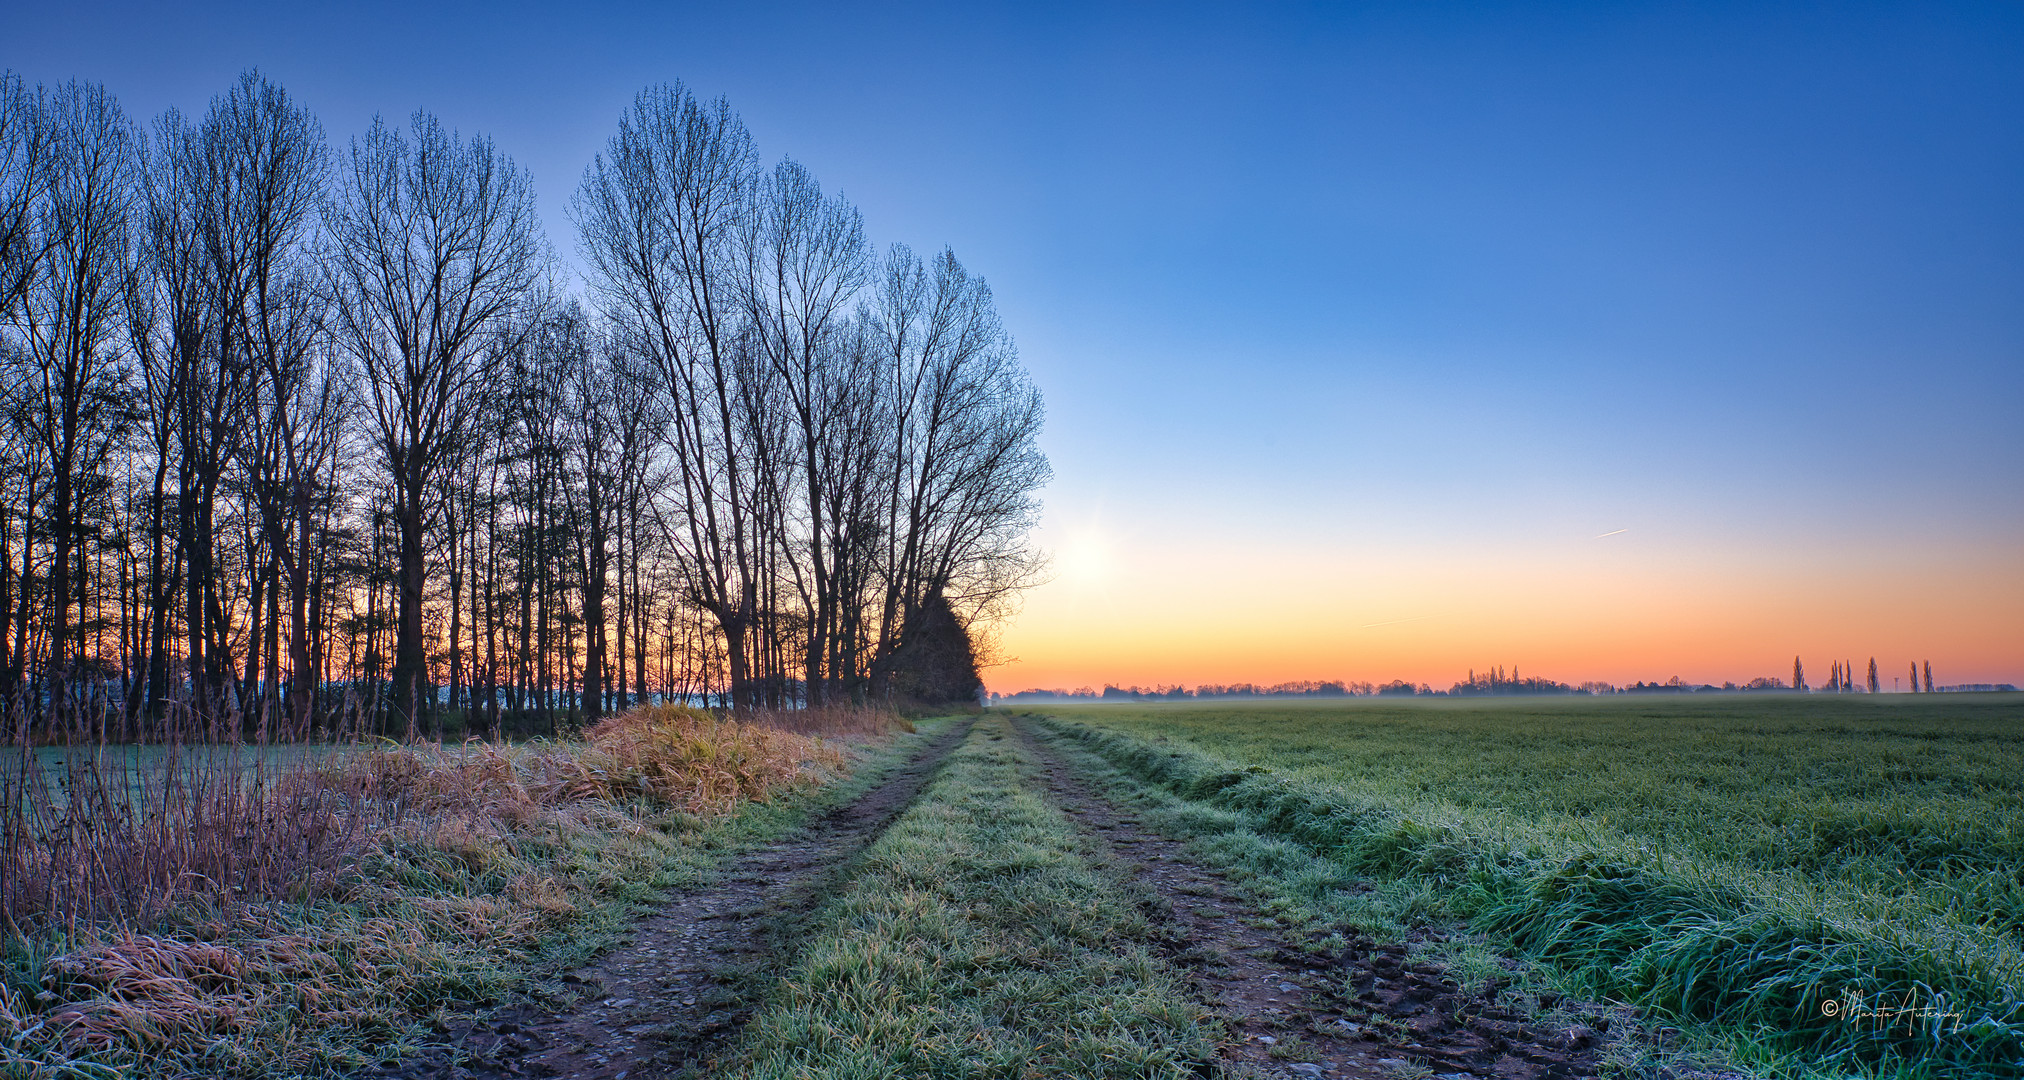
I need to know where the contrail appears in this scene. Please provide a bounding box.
[1594,528,1629,539]
[1360,614,1443,629]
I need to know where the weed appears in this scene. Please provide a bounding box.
[1266,1033,1316,1061]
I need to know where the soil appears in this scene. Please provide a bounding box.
[360,717,976,1080]
[361,715,1743,1080]
[1008,716,1680,1080]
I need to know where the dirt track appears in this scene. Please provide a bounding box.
[363,717,975,1080]
[1008,716,1621,1080]
[364,716,1728,1079]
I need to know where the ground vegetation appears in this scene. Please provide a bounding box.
[1012,695,2024,1077]
[0,704,912,1077]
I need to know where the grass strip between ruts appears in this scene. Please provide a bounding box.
[722,717,1220,1079]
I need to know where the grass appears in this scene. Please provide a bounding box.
[1009,695,2024,1080]
[0,704,921,1079]
[722,716,1221,1079]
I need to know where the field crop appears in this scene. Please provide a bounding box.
[1015,695,2024,1078]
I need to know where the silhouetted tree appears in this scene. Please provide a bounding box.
[10,81,137,727]
[882,592,980,706]
[575,82,767,710]
[1793,656,1805,692]
[326,111,541,737]
[1866,657,1878,694]
[0,73,50,319]
[738,157,869,707]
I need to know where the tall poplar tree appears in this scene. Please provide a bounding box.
[326,111,541,736]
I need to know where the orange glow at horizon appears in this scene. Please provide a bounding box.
[985,524,2024,694]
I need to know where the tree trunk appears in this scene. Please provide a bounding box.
[391,477,426,742]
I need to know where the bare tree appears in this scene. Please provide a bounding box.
[138,103,255,726]
[605,345,668,709]
[575,82,767,710]
[9,82,137,727]
[865,245,1048,699]
[0,73,51,320]
[135,72,333,735]
[207,73,334,740]
[325,111,541,737]
[738,158,869,705]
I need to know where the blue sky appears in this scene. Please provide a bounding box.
[7,1,2019,684]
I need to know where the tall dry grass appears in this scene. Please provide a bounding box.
[742,703,913,739]
[0,739,367,940]
[352,704,852,819]
[0,702,882,1075]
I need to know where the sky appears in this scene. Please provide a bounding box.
[5,1,2020,691]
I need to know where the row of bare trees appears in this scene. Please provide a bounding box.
[0,71,1047,742]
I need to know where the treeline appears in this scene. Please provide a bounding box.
[1448,665,1573,696]
[995,660,2009,702]
[0,71,1046,742]
[1788,656,1969,694]
[997,670,1571,703]
[1000,681,1371,703]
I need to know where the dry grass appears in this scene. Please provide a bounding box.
[0,742,367,937]
[742,703,914,739]
[0,703,876,1078]
[356,704,852,818]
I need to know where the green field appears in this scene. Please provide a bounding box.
[1013,694,2024,1077]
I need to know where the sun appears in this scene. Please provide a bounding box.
[1050,527,1116,589]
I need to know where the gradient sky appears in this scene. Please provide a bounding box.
[6,1,2020,689]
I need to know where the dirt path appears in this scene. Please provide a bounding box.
[366,717,975,1080]
[1009,716,1610,1080]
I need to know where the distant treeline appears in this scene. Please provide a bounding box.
[999,681,1367,703]
[993,663,2014,703]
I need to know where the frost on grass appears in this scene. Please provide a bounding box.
[0,704,871,1078]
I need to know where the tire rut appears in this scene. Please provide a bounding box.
[365,716,977,1080]
[1009,715,1615,1080]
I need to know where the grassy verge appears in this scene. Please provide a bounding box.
[0,706,928,1080]
[1016,704,2024,1079]
[722,716,1219,1079]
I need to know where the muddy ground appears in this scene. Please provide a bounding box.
[362,716,1738,1080]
